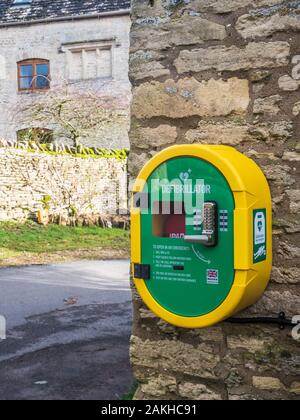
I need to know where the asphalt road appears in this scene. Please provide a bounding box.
[0,260,134,400]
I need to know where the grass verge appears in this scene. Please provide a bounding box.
[0,221,130,265]
[121,382,138,400]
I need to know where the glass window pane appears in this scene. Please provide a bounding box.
[36,63,49,76]
[20,64,33,77]
[36,75,49,89]
[19,77,32,89]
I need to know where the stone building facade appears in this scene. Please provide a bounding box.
[0,0,131,148]
[129,0,300,400]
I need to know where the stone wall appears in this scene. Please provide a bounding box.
[0,146,127,222]
[0,14,131,148]
[129,0,300,400]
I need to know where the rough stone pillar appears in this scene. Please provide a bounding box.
[129,0,300,400]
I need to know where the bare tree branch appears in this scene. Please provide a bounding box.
[14,79,129,148]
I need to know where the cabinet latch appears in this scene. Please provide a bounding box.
[134,264,151,280]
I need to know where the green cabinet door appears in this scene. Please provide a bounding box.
[140,157,235,317]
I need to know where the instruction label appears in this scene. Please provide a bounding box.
[152,244,196,283]
[253,209,267,263]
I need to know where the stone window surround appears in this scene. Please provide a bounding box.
[60,38,121,82]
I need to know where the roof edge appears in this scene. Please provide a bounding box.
[0,8,131,28]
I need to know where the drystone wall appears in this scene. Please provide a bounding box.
[129,0,300,400]
[0,146,127,223]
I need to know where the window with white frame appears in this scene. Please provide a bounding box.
[62,41,115,81]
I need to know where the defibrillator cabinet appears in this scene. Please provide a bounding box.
[131,145,272,328]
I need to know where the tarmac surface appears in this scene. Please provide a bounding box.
[0,260,134,400]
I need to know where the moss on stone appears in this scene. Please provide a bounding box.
[0,140,129,161]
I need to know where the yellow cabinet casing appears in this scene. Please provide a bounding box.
[131,145,272,328]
